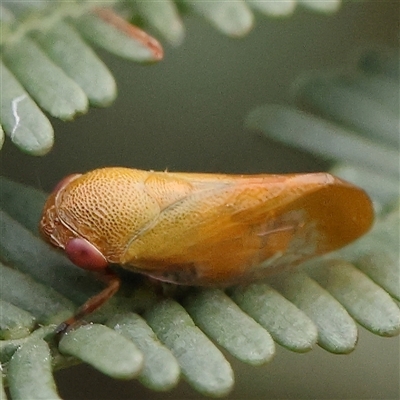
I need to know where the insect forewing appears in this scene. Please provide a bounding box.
[123,172,373,285]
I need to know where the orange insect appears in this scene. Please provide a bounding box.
[40,167,374,330]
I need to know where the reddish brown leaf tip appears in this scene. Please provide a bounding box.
[94,7,164,61]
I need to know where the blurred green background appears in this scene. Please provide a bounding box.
[1,2,398,399]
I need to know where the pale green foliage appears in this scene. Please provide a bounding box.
[0,0,341,155]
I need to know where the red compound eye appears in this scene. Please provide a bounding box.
[65,238,108,270]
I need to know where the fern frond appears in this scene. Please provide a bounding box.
[0,1,341,156]
[0,3,162,156]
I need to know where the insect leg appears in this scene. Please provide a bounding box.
[55,267,121,336]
